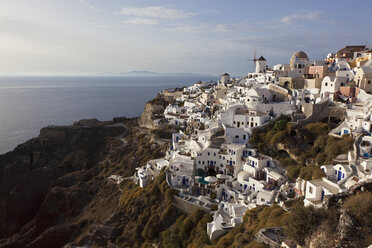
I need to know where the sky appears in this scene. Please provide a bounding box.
[0,0,372,76]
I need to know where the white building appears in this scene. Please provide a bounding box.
[321,164,353,184]
[320,76,347,100]
[135,158,169,188]
[255,56,267,74]
[220,73,231,85]
[303,178,342,208]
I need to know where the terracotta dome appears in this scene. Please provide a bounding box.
[290,51,309,67]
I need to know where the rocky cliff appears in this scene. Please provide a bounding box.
[0,118,164,248]
[139,93,175,129]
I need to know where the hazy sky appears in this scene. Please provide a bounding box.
[1,0,371,76]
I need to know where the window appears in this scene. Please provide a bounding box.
[369,80,371,84]
[261,198,265,202]
[235,135,239,139]
[198,161,201,164]
[208,152,210,156]
[309,186,313,194]
[325,83,328,86]
[202,161,205,165]
[214,153,216,156]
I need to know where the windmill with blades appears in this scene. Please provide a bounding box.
[247,49,267,74]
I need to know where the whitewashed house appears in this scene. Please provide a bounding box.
[360,136,372,158]
[320,76,347,100]
[303,178,342,208]
[321,164,353,183]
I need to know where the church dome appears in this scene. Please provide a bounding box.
[290,51,309,67]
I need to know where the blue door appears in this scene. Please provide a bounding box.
[230,160,233,166]
[267,161,270,167]
[344,130,349,134]
[337,170,342,181]
[321,190,325,201]
[182,177,186,185]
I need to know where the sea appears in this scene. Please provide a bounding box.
[0,76,216,155]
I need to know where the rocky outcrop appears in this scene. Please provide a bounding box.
[338,210,356,241]
[276,143,300,161]
[0,119,128,247]
[140,102,164,129]
[139,94,173,129]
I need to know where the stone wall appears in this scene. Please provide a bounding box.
[173,196,210,215]
[255,227,285,248]
[294,101,346,127]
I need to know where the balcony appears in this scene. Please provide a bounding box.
[241,156,249,162]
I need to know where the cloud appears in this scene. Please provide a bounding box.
[118,6,194,20]
[80,0,107,15]
[86,22,109,28]
[281,10,324,24]
[204,9,219,14]
[122,18,158,25]
[164,24,209,33]
[215,23,255,33]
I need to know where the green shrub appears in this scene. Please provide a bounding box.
[285,204,319,245]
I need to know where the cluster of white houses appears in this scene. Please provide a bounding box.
[133,46,372,243]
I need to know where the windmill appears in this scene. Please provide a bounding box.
[247,49,257,73]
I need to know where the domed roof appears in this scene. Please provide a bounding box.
[290,51,309,67]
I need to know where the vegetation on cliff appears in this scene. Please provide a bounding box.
[249,116,354,180]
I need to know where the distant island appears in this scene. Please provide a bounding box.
[91,70,216,77]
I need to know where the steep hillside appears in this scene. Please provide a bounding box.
[0,117,170,248]
[0,108,370,248]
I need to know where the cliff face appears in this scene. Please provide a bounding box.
[139,93,174,129]
[0,116,173,248]
[0,120,129,247]
[139,102,163,129]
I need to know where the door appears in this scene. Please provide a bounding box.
[337,170,342,181]
[321,190,325,201]
[182,177,186,185]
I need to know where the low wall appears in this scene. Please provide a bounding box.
[254,227,285,248]
[173,196,210,214]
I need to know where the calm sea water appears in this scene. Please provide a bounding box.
[0,76,215,154]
